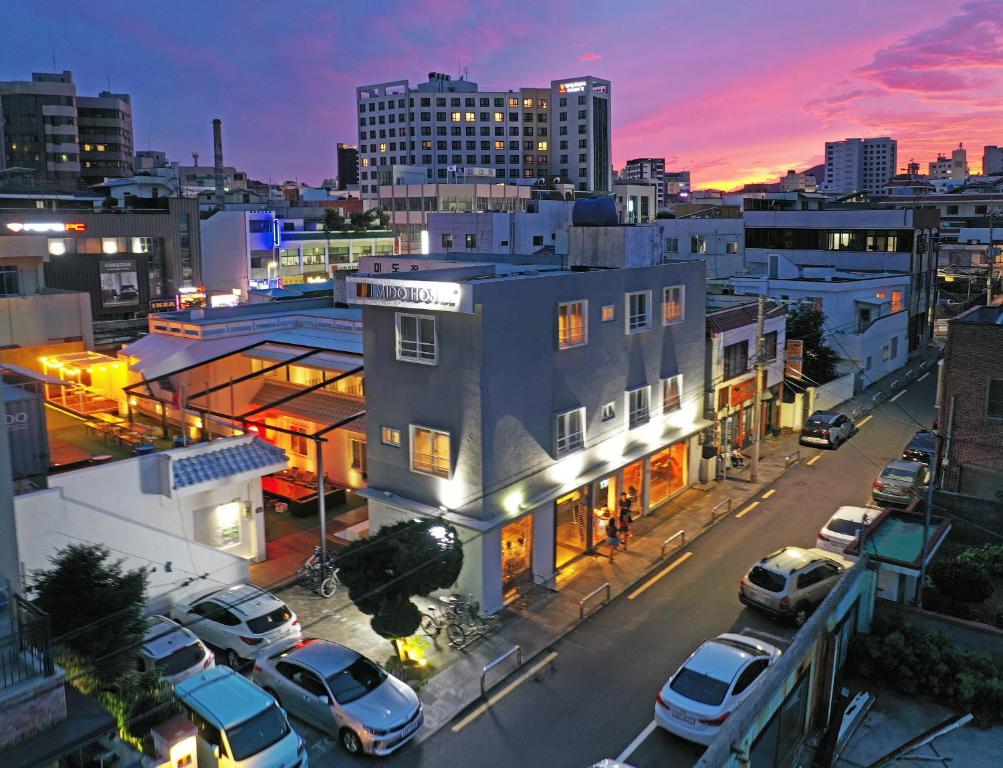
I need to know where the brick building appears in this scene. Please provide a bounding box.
[938,304,1003,498]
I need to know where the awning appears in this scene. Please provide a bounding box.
[250,381,365,430]
[122,333,269,380]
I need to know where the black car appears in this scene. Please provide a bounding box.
[902,430,936,464]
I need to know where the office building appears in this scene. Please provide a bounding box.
[356,72,612,197]
[664,170,691,197]
[928,144,968,181]
[982,145,1003,176]
[76,91,134,185]
[337,143,359,189]
[625,157,665,208]
[823,137,897,194]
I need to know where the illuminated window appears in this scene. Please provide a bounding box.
[601,304,615,322]
[379,143,387,152]
[96,144,106,152]
[381,426,401,447]
[554,407,586,458]
[557,300,587,349]
[47,239,66,256]
[361,158,370,166]
[493,112,504,122]
[101,238,118,255]
[626,291,651,333]
[410,426,451,477]
[508,98,519,108]
[537,99,548,108]
[82,143,93,151]
[523,98,533,108]
[349,438,367,473]
[662,285,684,325]
[627,386,650,429]
[662,375,683,413]
[537,141,548,151]
[891,290,904,313]
[289,424,309,456]
[451,112,461,122]
[495,140,505,150]
[465,112,475,122]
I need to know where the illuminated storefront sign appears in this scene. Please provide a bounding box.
[176,286,207,310]
[209,293,240,308]
[729,378,757,407]
[348,276,473,313]
[558,80,587,94]
[5,221,87,233]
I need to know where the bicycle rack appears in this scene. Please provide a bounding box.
[480,645,522,696]
[660,530,686,559]
[578,582,610,621]
[710,497,732,521]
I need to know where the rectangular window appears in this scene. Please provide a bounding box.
[665,237,678,253]
[465,112,475,122]
[601,402,616,421]
[289,424,309,457]
[441,233,453,249]
[662,285,684,325]
[662,375,683,413]
[988,379,1003,419]
[555,407,586,458]
[557,300,587,349]
[411,426,451,477]
[723,341,749,380]
[450,112,461,122]
[381,426,401,447]
[890,335,898,359]
[725,239,739,255]
[627,386,650,429]
[764,330,778,361]
[690,235,707,254]
[396,313,437,364]
[349,439,367,473]
[601,305,615,322]
[465,234,476,248]
[625,291,651,333]
[0,267,20,296]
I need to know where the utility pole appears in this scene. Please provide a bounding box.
[750,295,766,483]
[987,209,995,306]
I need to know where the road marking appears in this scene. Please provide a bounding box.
[890,390,907,402]
[627,551,695,600]
[450,651,560,733]
[857,415,874,428]
[739,626,790,644]
[806,454,823,466]
[761,489,776,499]
[735,501,761,519]
[616,719,657,763]
[918,371,930,382]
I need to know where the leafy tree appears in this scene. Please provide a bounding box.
[32,543,148,695]
[930,558,994,605]
[323,207,346,233]
[337,519,463,652]
[786,303,839,385]
[374,208,390,229]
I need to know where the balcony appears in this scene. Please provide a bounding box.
[0,593,54,692]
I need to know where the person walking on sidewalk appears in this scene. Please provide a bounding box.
[618,505,634,553]
[606,516,620,562]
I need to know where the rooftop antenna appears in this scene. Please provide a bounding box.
[463,65,469,81]
[106,71,111,92]
[192,150,199,167]
[51,48,56,73]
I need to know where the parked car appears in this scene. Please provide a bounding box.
[655,633,781,745]
[175,666,307,768]
[799,411,855,449]
[739,547,852,626]
[872,460,929,506]
[902,430,937,464]
[252,638,422,756]
[138,614,214,686]
[171,584,301,669]
[816,506,875,554]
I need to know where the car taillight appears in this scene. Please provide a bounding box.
[873,480,885,489]
[820,429,829,436]
[253,663,263,672]
[240,635,263,646]
[699,711,731,726]
[656,691,668,709]
[779,596,790,609]
[818,531,835,542]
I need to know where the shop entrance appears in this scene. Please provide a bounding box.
[623,459,645,517]
[555,485,591,569]
[502,516,532,592]
[649,442,688,509]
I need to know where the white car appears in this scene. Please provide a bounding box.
[171,584,301,669]
[816,506,874,555]
[138,614,214,686]
[655,633,781,745]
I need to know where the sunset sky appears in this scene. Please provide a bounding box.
[7,0,1003,189]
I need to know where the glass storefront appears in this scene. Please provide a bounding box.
[502,516,532,591]
[555,485,591,569]
[592,474,618,548]
[649,442,688,509]
[623,459,645,517]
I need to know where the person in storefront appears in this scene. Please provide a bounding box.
[618,506,633,551]
[606,516,620,562]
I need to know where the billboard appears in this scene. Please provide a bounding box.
[785,340,804,379]
[99,259,140,307]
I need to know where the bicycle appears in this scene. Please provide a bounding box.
[296,546,340,598]
[420,593,490,645]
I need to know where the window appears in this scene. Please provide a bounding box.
[665,237,678,253]
[523,97,533,108]
[988,379,1003,419]
[450,112,461,122]
[690,234,707,254]
[555,407,586,458]
[627,387,650,429]
[0,267,19,296]
[537,140,548,151]
[289,424,309,456]
[723,341,749,380]
[625,291,651,333]
[381,426,401,447]
[662,285,684,325]
[763,330,778,361]
[557,300,587,348]
[411,426,451,477]
[725,239,739,255]
[601,305,615,322]
[532,235,544,246]
[662,375,682,413]
[348,439,367,475]
[601,402,616,421]
[465,234,476,248]
[732,659,769,695]
[890,335,898,359]
[396,313,437,364]
[465,112,475,122]
[441,233,453,249]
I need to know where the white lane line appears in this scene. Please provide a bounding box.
[738,626,790,644]
[890,390,907,402]
[918,371,931,382]
[627,551,695,600]
[806,454,823,466]
[616,719,657,763]
[450,651,560,733]
[761,489,776,500]
[857,415,874,428]
[735,501,760,519]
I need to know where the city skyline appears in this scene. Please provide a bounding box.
[6,0,1002,189]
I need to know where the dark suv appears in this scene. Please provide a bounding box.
[799,411,855,449]
[902,430,936,464]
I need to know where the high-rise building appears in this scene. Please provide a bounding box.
[0,71,133,188]
[625,157,665,208]
[337,142,359,189]
[982,145,1003,176]
[355,72,612,198]
[928,144,968,181]
[823,137,897,194]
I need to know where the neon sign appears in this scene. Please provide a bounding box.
[558,81,587,94]
[5,222,87,233]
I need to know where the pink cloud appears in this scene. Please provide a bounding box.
[580,51,602,62]
[803,88,885,121]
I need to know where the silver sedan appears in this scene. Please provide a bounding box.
[252,638,422,756]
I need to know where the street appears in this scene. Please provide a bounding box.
[305,373,938,768]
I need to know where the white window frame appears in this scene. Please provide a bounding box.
[625,290,651,334]
[665,237,679,253]
[554,406,586,458]
[662,285,685,326]
[557,300,588,349]
[349,438,367,473]
[662,374,683,414]
[380,426,401,447]
[409,424,452,478]
[601,402,616,421]
[395,312,437,365]
[626,386,650,429]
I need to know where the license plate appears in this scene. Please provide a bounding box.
[671,709,696,725]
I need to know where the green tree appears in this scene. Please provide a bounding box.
[786,303,840,385]
[374,208,390,229]
[323,207,346,234]
[337,519,463,652]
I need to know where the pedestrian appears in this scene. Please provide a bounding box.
[618,507,633,551]
[606,516,620,562]
[619,491,632,517]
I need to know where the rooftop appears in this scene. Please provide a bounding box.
[706,301,785,334]
[172,436,288,490]
[950,305,1003,325]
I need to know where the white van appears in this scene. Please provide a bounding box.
[175,666,308,768]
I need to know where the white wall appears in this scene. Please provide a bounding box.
[200,211,251,295]
[0,292,93,348]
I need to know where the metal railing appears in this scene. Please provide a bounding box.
[0,596,54,690]
[660,530,686,559]
[578,582,611,621]
[710,497,732,521]
[785,449,801,467]
[480,645,522,696]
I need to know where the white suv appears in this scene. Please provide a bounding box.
[171,584,301,669]
[740,547,852,626]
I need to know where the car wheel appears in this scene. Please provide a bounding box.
[225,648,242,670]
[341,728,363,755]
[793,603,810,627]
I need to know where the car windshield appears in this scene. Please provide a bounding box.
[908,433,935,451]
[155,642,204,676]
[827,517,865,536]
[881,467,916,482]
[805,417,830,428]
[226,703,289,761]
[747,566,786,593]
[246,606,292,634]
[326,657,388,705]
[669,667,730,706]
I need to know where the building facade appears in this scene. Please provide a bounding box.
[426,200,574,256]
[356,73,612,197]
[823,137,897,194]
[76,91,134,185]
[625,157,665,208]
[349,257,707,612]
[337,143,359,189]
[982,145,1003,177]
[928,145,968,181]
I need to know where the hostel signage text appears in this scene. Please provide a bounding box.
[348,276,473,313]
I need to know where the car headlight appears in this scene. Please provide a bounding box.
[362,724,390,736]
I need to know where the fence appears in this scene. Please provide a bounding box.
[0,595,54,690]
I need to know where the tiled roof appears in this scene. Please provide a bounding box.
[172,437,288,490]
[251,382,366,431]
[706,301,786,335]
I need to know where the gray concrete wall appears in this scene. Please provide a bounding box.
[876,600,1003,665]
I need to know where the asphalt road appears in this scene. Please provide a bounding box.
[307,372,938,768]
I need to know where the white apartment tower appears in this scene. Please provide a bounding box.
[928,144,968,181]
[982,145,1003,176]
[823,137,897,194]
[356,72,612,198]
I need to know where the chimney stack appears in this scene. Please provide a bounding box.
[212,118,224,210]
